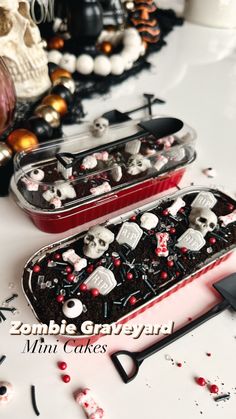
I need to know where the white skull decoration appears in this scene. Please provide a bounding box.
[91,117,109,137]
[127,153,151,175]
[0,0,51,99]
[83,226,114,259]
[189,207,217,237]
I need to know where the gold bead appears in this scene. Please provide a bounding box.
[42,94,68,116]
[7,129,38,153]
[50,68,72,83]
[52,76,76,94]
[48,36,65,50]
[100,41,113,55]
[34,104,61,128]
[0,142,12,166]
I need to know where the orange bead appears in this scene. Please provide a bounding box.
[42,94,68,116]
[48,36,64,50]
[100,41,113,55]
[7,129,38,153]
[50,68,72,83]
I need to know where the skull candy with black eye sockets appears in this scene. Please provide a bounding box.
[189,207,217,237]
[92,117,109,137]
[83,226,114,259]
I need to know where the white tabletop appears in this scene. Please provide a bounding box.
[1,21,236,419]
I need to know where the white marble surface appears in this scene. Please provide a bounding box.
[1,21,236,419]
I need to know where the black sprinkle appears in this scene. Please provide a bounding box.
[214,393,230,402]
[31,385,40,416]
[0,355,6,365]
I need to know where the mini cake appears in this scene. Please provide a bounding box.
[22,188,236,336]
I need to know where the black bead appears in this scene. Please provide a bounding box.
[26,117,53,142]
[48,62,58,74]
[51,84,73,105]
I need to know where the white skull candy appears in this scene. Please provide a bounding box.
[91,117,109,138]
[0,0,51,99]
[42,182,76,208]
[189,207,217,237]
[83,225,114,259]
[127,153,151,175]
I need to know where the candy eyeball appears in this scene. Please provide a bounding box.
[62,298,83,318]
[0,382,14,404]
[30,169,45,181]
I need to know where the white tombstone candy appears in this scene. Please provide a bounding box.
[59,53,76,73]
[90,182,111,196]
[84,266,117,295]
[83,226,115,259]
[140,212,159,230]
[75,388,104,419]
[127,153,151,175]
[62,249,87,272]
[116,222,143,249]
[82,155,98,169]
[125,140,141,155]
[57,156,73,180]
[189,207,217,237]
[111,165,122,182]
[167,197,186,216]
[176,228,206,251]
[219,209,236,227]
[92,117,109,138]
[62,298,83,319]
[156,232,169,257]
[76,54,94,75]
[154,155,168,171]
[191,192,217,209]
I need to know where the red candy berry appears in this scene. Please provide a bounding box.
[91,288,99,298]
[33,265,41,273]
[227,203,234,211]
[209,237,216,245]
[62,374,70,383]
[130,215,136,221]
[67,273,75,282]
[54,253,61,260]
[126,272,133,280]
[58,361,67,370]
[162,209,169,216]
[65,266,72,273]
[179,207,185,214]
[196,377,206,386]
[129,296,137,305]
[210,384,219,394]
[177,362,182,368]
[169,227,176,234]
[114,259,121,267]
[181,247,188,254]
[80,164,85,171]
[79,283,87,292]
[56,295,64,303]
[160,271,168,280]
[69,175,75,180]
[176,271,180,277]
[167,260,174,268]
[87,265,94,274]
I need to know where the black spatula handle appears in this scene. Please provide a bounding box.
[111,299,229,383]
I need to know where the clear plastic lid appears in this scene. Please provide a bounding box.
[13,115,197,212]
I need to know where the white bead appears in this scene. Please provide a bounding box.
[59,53,76,73]
[123,46,140,62]
[76,54,94,75]
[94,55,111,76]
[123,34,141,47]
[110,54,125,75]
[47,50,62,65]
[120,51,133,70]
